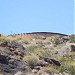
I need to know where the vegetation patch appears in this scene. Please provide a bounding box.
[69,34,75,43]
[23,54,39,66]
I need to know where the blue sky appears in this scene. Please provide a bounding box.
[0,0,74,35]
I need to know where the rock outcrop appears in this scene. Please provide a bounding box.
[0,41,62,75]
[43,58,61,66]
[71,45,75,52]
[0,41,27,75]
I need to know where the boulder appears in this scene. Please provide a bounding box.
[43,58,61,66]
[0,55,8,65]
[71,45,75,52]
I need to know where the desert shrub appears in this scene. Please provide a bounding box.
[0,37,5,42]
[60,64,75,75]
[52,38,61,45]
[35,36,46,40]
[0,36,7,42]
[22,38,30,44]
[55,53,75,75]
[69,66,75,75]
[46,66,59,74]
[65,52,75,60]
[34,48,50,58]
[27,45,50,57]
[69,34,75,43]
[27,45,38,52]
[23,54,39,66]
[42,40,51,44]
[6,37,18,41]
[51,55,65,62]
[51,54,75,75]
[10,36,30,44]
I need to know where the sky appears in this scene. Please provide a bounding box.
[74,0,75,34]
[0,0,74,35]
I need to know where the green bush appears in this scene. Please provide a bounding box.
[27,45,38,52]
[34,48,50,57]
[27,45,50,58]
[22,39,29,44]
[23,54,39,66]
[53,38,61,45]
[52,54,75,75]
[57,54,75,75]
[0,36,7,42]
[69,34,75,43]
[60,64,75,75]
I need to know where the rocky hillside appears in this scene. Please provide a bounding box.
[0,32,75,75]
[7,32,68,39]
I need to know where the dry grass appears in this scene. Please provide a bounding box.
[23,53,39,66]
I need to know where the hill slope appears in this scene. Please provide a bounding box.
[0,32,75,75]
